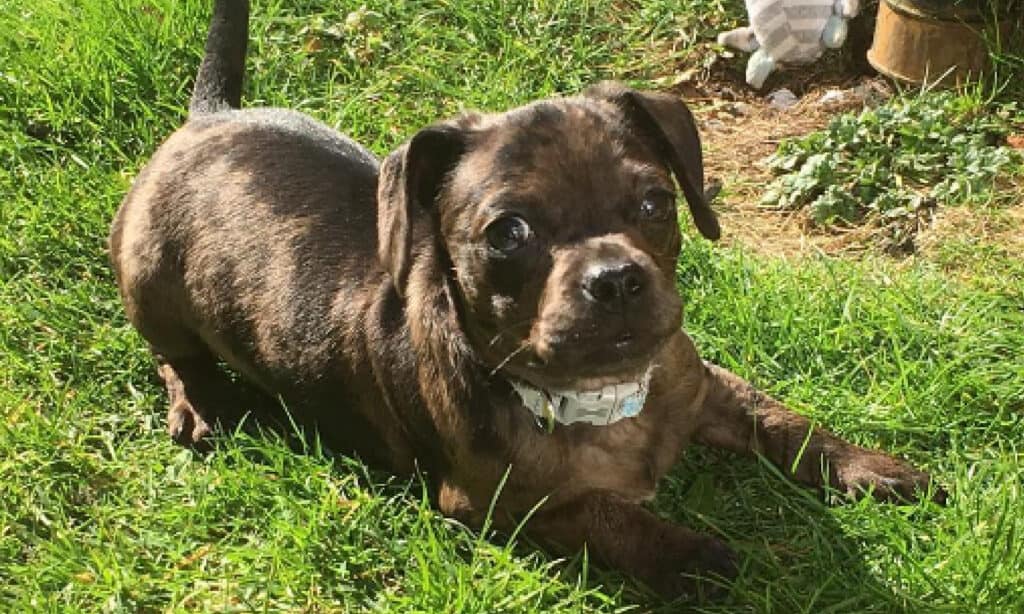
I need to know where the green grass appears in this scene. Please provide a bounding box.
[2,0,1022,611]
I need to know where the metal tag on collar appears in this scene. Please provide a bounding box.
[541,393,558,433]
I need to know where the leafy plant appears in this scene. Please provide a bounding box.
[760,92,1022,252]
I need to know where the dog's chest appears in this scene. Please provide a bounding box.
[507,412,674,506]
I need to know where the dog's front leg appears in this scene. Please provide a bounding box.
[694,362,945,503]
[526,490,737,599]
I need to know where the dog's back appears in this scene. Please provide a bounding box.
[109,1,393,453]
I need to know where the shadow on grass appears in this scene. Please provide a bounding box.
[653,447,932,613]
[158,371,926,612]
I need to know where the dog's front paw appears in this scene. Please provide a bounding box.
[651,532,738,602]
[836,451,946,504]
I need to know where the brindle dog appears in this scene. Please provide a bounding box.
[110,0,943,599]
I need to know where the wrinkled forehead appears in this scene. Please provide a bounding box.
[447,99,667,210]
[488,100,628,170]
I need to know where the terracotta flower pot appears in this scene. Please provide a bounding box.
[867,0,994,85]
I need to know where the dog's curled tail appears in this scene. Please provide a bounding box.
[189,0,249,116]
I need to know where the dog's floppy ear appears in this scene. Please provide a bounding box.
[378,124,466,295]
[585,81,720,240]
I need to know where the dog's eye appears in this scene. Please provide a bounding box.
[638,191,675,222]
[485,216,531,253]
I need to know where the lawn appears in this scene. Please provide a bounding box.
[2,0,1022,611]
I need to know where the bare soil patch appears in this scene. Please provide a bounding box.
[680,70,896,258]
[916,201,1024,268]
[673,56,1024,261]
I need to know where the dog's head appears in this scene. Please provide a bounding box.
[378,82,718,391]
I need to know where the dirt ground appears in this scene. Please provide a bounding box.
[684,69,895,258]
[677,56,1024,261]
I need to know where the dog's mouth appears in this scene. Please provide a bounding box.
[479,316,675,426]
[514,358,655,392]
[494,327,671,394]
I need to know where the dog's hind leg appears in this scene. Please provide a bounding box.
[526,490,737,600]
[155,351,227,447]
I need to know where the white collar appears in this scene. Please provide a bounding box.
[509,366,654,430]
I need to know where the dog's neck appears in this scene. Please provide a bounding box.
[508,369,653,431]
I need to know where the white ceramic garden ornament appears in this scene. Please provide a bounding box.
[718,0,861,89]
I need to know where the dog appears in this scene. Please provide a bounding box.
[109,0,943,599]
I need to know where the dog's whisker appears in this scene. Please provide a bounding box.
[488,343,532,378]
[487,318,534,348]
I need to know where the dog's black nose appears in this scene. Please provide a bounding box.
[582,262,646,310]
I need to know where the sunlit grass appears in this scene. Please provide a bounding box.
[2,1,1021,611]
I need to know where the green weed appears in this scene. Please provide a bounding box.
[760,92,1023,252]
